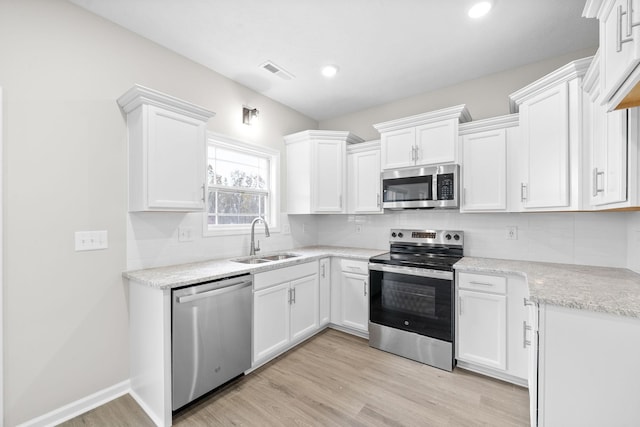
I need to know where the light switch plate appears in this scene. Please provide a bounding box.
[75,230,108,251]
[178,226,194,242]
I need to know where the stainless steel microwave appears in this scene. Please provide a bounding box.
[381,164,459,209]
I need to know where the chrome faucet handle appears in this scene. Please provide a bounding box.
[255,240,260,253]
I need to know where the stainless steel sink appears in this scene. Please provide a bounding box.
[260,253,300,261]
[231,257,271,264]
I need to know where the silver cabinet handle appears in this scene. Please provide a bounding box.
[201,184,206,202]
[376,193,380,207]
[520,183,528,202]
[469,281,493,287]
[459,296,463,315]
[288,288,291,304]
[618,0,640,52]
[363,281,367,297]
[410,146,415,161]
[593,168,605,196]
[523,321,532,348]
[321,263,326,278]
[415,145,420,162]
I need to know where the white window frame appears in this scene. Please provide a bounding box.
[203,132,280,236]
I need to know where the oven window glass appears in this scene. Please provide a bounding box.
[370,269,452,342]
[383,175,433,202]
[382,280,436,318]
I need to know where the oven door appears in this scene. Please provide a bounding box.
[369,263,453,342]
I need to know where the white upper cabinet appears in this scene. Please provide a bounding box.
[374,105,471,170]
[117,85,215,212]
[583,50,640,209]
[347,140,382,214]
[459,115,519,212]
[509,57,592,211]
[285,130,363,214]
[584,0,640,111]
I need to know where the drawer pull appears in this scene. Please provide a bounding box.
[469,281,494,287]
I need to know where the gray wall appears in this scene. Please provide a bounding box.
[319,47,597,140]
[0,1,315,425]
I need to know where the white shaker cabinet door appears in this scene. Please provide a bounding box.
[341,272,369,333]
[319,258,331,326]
[415,120,456,165]
[381,127,416,170]
[290,274,319,342]
[352,149,382,213]
[253,282,291,363]
[461,129,507,211]
[312,140,346,212]
[457,289,507,370]
[519,82,570,209]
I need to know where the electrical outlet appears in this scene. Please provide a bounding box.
[178,226,194,242]
[355,224,363,233]
[302,223,307,234]
[283,223,291,235]
[505,226,518,240]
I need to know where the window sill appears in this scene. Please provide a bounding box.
[202,225,281,237]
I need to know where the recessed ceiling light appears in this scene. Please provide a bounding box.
[321,65,339,78]
[468,1,492,19]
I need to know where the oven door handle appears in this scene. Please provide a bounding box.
[368,263,453,281]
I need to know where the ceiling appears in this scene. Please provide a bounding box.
[69,0,598,121]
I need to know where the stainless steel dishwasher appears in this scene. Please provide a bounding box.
[172,274,252,411]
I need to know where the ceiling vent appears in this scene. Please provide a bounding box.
[260,61,294,80]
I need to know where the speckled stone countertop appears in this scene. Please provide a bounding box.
[454,257,640,318]
[123,246,386,290]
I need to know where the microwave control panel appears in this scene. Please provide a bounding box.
[437,173,455,200]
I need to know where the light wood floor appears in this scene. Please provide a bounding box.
[60,329,529,426]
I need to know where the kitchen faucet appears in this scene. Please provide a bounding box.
[250,216,270,255]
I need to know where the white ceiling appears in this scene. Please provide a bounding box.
[69,0,598,121]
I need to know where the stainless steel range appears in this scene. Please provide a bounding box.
[368,229,464,371]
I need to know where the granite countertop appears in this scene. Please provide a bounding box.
[454,257,640,318]
[123,246,386,290]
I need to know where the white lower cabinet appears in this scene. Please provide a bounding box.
[319,258,331,326]
[535,304,640,426]
[331,258,369,335]
[455,271,528,386]
[252,262,319,366]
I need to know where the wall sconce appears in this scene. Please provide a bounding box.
[242,106,259,125]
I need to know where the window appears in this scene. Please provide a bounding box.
[205,133,279,234]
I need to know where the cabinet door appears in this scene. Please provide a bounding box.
[253,283,290,363]
[312,140,345,212]
[341,272,369,332]
[519,82,570,209]
[461,129,507,211]
[352,149,382,213]
[601,0,640,109]
[507,277,529,381]
[319,258,331,326]
[590,104,628,206]
[381,128,416,169]
[290,274,319,342]
[458,289,506,370]
[527,302,539,427]
[146,105,206,211]
[415,120,456,165]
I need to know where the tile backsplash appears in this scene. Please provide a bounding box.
[127,208,635,271]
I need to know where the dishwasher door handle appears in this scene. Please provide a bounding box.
[176,280,252,304]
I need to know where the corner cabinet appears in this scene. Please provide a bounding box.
[285,130,364,214]
[459,115,519,212]
[582,50,640,209]
[374,105,471,169]
[117,85,215,212]
[347,140,382,214]
[509,57,592,211]
[584,0,640,111]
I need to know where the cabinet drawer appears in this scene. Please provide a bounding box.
[254,261,318,291]
[458,272,506,294]
[340,259,369,275]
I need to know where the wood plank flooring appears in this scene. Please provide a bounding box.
[61,329,529,426]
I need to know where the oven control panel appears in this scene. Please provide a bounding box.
[390,229,463,246]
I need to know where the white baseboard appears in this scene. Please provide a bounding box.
[129,389,165,427]
[17,380,130,427]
